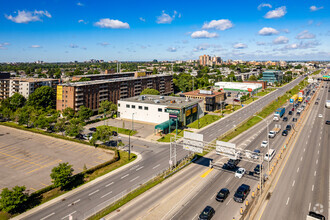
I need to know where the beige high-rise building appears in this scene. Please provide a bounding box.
[199,55,221,66]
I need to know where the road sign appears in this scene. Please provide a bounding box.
[216,141,236,159]
[183,131,204,153]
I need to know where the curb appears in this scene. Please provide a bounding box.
[12,151,143,220]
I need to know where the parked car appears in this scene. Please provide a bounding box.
[233,184,250,203]
[285,125,292,131]
[235,168,246,178]
[216,188,230,202]
[283,117,288,122]
[112,131,118,136]
[261,141,268,148]
[89,127,97,132]
[282,130,288,136]
[95,115,103,119]
[199,206,215,220]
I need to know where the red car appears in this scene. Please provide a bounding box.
[292,108,295,111]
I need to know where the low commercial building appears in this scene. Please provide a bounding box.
[0,77,59,100]
[214,82,262,95]
[56,74,173,112]
[118,95,204,133]
[180,89,226,112]
[260,70,283,84]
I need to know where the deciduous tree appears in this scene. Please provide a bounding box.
[0,186,28,213]
[50,163,73,189]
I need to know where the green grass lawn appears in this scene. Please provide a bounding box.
[157,129,186,142]
[187,114,221,129]
[255,90,269,96]
[108,126,137,135]
[242,97,258,105]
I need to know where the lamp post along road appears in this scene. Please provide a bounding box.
[254,115,270,174]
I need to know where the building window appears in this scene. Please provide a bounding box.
[126,104,130,108]
[144,106,148,110]
[158,108,162,112]
[132,105,135,109]
[139,106,142,110]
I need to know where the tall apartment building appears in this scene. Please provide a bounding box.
[71,71,152,81]
[56,74,173,112]
[199,55,222,66]
[0,78,59,100]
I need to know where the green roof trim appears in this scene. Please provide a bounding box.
[155,119,176,130]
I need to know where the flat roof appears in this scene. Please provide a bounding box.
[182,89,224,97]
[9,78,58,82]
[60,74,171,87]
[119,95,201,109]
[74,71,137,78]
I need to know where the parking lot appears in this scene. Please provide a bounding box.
[0,126,114,192]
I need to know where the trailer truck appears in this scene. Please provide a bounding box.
[273,108,285,121]
[269,124,281,138]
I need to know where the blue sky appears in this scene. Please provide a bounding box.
[0,0,329,62]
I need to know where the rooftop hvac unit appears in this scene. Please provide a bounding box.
[160,96,164,99]
[154,100,160,103]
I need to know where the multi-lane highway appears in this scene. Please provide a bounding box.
[259,82,329,220]
[17,75,306,220]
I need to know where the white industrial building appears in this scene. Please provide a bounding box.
[118,95,204,133]
[214,82,262,94]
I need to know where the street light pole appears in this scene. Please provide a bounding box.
[254,115,270,175]
[132,113,135,131]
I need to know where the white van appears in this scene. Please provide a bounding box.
[264,149,276,161]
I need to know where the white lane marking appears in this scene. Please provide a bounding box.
[101,191,112,198]
[301,156,303,161]
[226,198,232,206]
[130,176,140,182]
[316,160,318,165]
[292,180,295,187]
[319,143,321,147]
[153,164,160,169]
[309,202,311,210]
[226,178,231,183]
[89,189,99,196]
[286,197,290,205]
[304,148,306,152]
[314,171,317,176]
[297,167,299,173]
[318,150,320,154]
[130,165,139,170]
[105,182,114,187]
[192,213,198,220]
[61,211,76,219]
[121,174,129,179]
[40,212,55,220]
[136,166,144,171]
[210,192,217,200]
[312,185,314,191]
[67,199,80,206]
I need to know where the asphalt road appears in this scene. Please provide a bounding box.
[259,82,329,220]
[19,76,306,220]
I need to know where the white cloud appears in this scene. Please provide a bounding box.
[264,6,287,19]
[193,43,210,52]
[156,10,179,24]
[296,30,315,39]
[167,47,177,52]
[191,30,218,39]
[258,3,272,10]
[69,44,79,48]
[77,2,84,6]
[233,43,247,49]
[78,19,87,24]
[94,18,130,29]
[0,42,10,50]
[139,17,146,22]
[278,40,320,51]
[273,36,289,44]
[202,19,233,30]
[282,29,290,33]
[310,6,324,12]
[98,42,109,47]
[30,45,42,48]
[5,10,51,23]
[258,27,279,36]
[256,41,266,45]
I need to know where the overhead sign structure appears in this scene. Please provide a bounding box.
[216,141,236,159]
[183,131,204,153]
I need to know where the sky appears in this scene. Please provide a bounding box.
[0,0,330,62]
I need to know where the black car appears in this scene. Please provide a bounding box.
[296,112,300,116]
[223,159,240,170]
[282,130,288,136]
[308,211,326,220]
[112,131,118,136]
[216,188,230,202]
[199,206,215,220]
[315,102,319,105]
[285,125,292,131]
[293,118,297,122]
[254,164,262,174]
[326,121,330,125]
[89,127,97,132]
[288,111,293,115]
[283,117,288,122]
[234,184,250,203]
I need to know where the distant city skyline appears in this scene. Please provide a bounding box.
[1,0,329,62]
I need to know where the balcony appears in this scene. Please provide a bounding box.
[99,97,108,101]
[76,87,83,92]
[75,97,84,101]
[99,89,108,93]
[99,93,108,97]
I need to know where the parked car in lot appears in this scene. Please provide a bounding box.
[283,117,288,122]
[285,125,292,131]
[234,184,250,203]
[216,188,230,202]
[199,206,215,220]
[261,141,268,148]
[282,130,288,136]
[235,168,246,178]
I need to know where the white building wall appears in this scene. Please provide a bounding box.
[118,100,169,124]
[19,81,30,99]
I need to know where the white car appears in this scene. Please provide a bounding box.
[235,168,246,178]
[261,141,268,148]
[318,114,323,118]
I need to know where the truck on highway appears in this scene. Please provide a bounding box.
[300,89,305,95]
[269,124,281,138]
[298,96,304,103]
[273,108,285,121]
[306,211,325,220]
[290,94,298,103]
